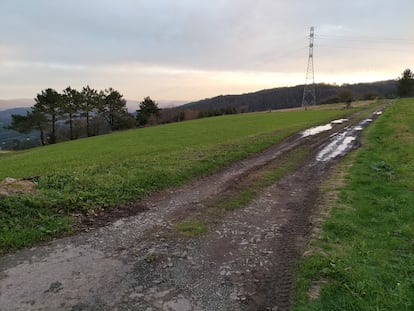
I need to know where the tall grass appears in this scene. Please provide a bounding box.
[293,98,414,310]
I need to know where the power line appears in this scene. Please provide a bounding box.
[315,43,412,53]
[316,34,414,45]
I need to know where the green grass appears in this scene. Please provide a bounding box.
[293,98,414,310]
[175,220,208,238]
[0,104,373,253]
[220,189,258,211]
[0,195,73,250]
[217,147,309,212]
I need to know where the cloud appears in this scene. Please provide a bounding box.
[0,0,306,70]
[0,0,413,101]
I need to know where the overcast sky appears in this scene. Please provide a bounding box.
[0,0,413,108]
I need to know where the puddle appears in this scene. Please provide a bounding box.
[330,118,348,124]
[316,107,386,162]
[301,119,349,137]
[301,124,333,137]
[316,133,356,162]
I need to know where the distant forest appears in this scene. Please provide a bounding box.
[182,80,398,113]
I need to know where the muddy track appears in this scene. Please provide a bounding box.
[0,104,389,311]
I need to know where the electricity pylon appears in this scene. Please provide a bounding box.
[302,26,316,108]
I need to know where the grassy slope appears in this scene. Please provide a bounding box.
[293,98,414,310]
[0,108,359,207]
[0,106,363,253]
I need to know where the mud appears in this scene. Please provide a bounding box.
[316,109,385,162]
[0,104,389,311]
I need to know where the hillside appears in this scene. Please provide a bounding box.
[182,80,397,112]
[0,107,31,124]
[0,103,366,252]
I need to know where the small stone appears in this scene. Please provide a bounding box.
[163,295,192,311]
[129,293,144,299]
[230,292,239,301]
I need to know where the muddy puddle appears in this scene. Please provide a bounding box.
[298,109,386,163]
[301,118,348,137]
[316,109,386,162]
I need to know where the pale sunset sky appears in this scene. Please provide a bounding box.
[0,0,413,109]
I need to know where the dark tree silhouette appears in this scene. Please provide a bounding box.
[81,86,100,137]
[9,110,48,145]
[34,88,61,144]
[100,88,129,130]
[136,96,161,126]
[398,68,414,97]
[62,86,82,140]
[338,89,353,109]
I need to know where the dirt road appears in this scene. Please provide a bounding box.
[0,105,388,311]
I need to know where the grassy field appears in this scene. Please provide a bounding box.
[293,98,414,310]
[0,104,371,253]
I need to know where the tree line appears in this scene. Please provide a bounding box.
[8,87,240,148]
[9,87,161,145]
[7,69,413,148]
[398,68,414,97]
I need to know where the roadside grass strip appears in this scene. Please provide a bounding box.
[293,98,414,310]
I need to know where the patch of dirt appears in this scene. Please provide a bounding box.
[74,202,150,231]
[0,177,37,196]
[307,278,329,300]
[0,104,389,311]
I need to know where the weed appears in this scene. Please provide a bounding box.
[221,189,257,211]
[144,252,162,263]
[175,221,208,238]
[0,195,73,254]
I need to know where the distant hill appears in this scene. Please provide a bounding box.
[0,107,31,124]
[0,107,39,150]
[0,99,34,111]
[182,80,398,112]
